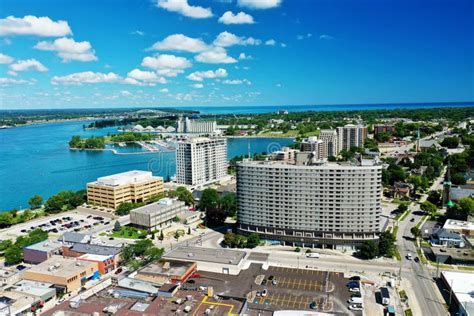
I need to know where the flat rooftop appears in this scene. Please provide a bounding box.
[24,239,63,252]
[70,243,122,256]
[79,253,113,262]
[91,170,158,187]
[164,246,245,265]
[138,259,195,277]
[442,271,474,314]
[25,256,97,278]
[10,279,55,297]
[131,198,185,215]
[179,137,225,144]
[443,219,474,231]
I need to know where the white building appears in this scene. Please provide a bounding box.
[130,198,188,229]
[441,271,474,316]
[319,129,340,157]
[337,124,368,151]
[300,137,324,160]
[236,158,382,249]
[176,137,227,186]
[177,117,217,134]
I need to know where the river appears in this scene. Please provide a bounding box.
[0,121,293,210]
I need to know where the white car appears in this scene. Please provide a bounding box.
[306,252,320,258]
[348,304,363,311]
[261,289,268,297]
[349,287,361,293]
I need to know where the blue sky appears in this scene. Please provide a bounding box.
[0,0,472,109]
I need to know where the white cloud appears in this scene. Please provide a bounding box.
[120,90,132,97]
[0,15,72,37]
[0,77,30,86]
[237,0,281,9]
[319,34,335,40]
[0,53,14,64]
[156,0,213,19]
[150,34,208,53]
[213,31,261,47]
[280,42,287,47]
[186,68,228,81]
[297,33,312,40]
[191,83,204,88]
[276,83,282,87]
[127,68,167,84]
[131,30,145,36]
[265,39,276,46]
[218,11,255,24]
[160,88,169,93]
[223,78,251,85]
[195,47,237,64]
[34,37,97,62]
[141,54,192,70]
[51,71,121,85]
[9,59,48,75]
[156,68,184,77]
[238,53,252,60]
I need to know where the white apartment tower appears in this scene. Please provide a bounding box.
[176,137,227,186]
[236,158,382,249]
[177,117,217,134]
[337,124,368,151]
[318,129,340,157]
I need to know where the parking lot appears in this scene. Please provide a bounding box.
[186,264,357,314]
[0,211,113,240]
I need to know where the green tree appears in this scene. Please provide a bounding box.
[441,137,459,149]
[205,208,227,226]
[410,227,421,239]
[28,195,43,209]
[246,233,261,248]
[113,221,121,232]
[451,173,466,185]
[174,230,180,240]
[198,188,220,212]
[427,190,442,206]
[69,135,82,148]
[44,191,84,214]
[395,204,408,214]
[0,240,12,252]
[378,232,396,257]
[420,201,437,215]
[4,246,23,265]
[223,232,237,248]
[115,202,134,216]
[220,193,237,217]
[358,240,379,259]
[174,187,195,206]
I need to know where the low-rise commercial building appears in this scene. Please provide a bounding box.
[135,260,197,285]
[440,271,474,316]
[8,280,56,303]
[0,290,41,316]
[23,240,63,264]
[22,256,99,293]
[130,198,188,230]
[62,243,122,272]
[0,269,20,287]
[87,170,164,209]
[236,156,382,249]
[443,219,474,237]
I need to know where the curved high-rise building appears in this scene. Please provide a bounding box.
[236,159,382,249]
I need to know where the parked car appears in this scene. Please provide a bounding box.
[347,281,360,288]
[410,218,415,222]
[349,287,361,293]
[114,268,123,274]
[16,265,26,271]
[349,276,361,281]
[272,279,278,285]
[414,257,420,263]
[261,289,268,297]
[309,301,317,309]
[348,304,363,311]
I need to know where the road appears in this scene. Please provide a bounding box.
[395,169,448,316]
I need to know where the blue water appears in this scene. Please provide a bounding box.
[0,121,293,210]
[175,102,474,114]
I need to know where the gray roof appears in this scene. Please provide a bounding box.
[57,232,88,244]
[24,240,63,252]
[71,243,122,256]
[419,140,441,148]
[433,228,462,240]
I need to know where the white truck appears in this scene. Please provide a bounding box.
[306,252,320,258]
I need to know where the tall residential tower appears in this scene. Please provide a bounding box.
[176,137,227,186]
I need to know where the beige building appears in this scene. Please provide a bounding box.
[130,198,188,230]
[23,256,99,293]
[87,170,164,209]
[337,124,368,151]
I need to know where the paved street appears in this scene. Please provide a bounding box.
[395,169,448,316]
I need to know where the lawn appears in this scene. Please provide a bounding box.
[397,210,411,222]
[258,130,298,137]
[111,226,148,239]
